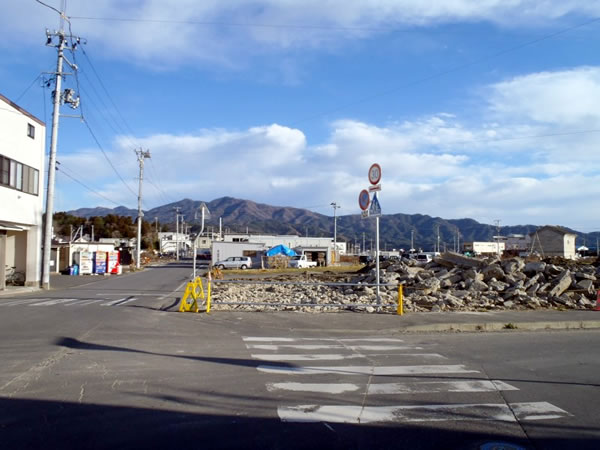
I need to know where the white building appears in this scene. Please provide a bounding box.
[222,234,338,266]
[463,241,506,256]
[158,232,190,255]
[0,94,45,288]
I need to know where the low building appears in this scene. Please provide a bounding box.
[463,241,505,256]
[223,233,339,265]
[530,226,576,259]
[211,241,266,267]
[0,94,45,288]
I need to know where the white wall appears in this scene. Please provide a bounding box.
[0,96,45,226]
[0,95,45,285]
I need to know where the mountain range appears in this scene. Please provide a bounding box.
[66,197,599,251]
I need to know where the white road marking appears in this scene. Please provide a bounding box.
[252,354,361,361]
[29,298,82,306]
[251,353,445,362]
[278,402,570,423]
[67,300,102,306]
[248,344,421,351]
[102,297,136,306]
[257,365,478,376]
[243,337,405,343]
[368,380,519,395]
[1,298,53,306]
[266,382,361,394]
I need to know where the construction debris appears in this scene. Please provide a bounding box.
[209,252,600,313]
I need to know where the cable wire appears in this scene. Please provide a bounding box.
[81,117,138,198]
[57,163,124,206]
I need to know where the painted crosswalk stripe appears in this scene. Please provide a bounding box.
[1,298,54,306]
[243,337,405,343]
[278,402,570,423]
[248,344,421,351]
[29,298,82,306]
[367,380,519,395]
[251,353,446,362]
[265,380,517,394]
[102,297,136,306]
[257,364,478,375]
[267,382,361,394]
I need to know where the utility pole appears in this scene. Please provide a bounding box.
[91,224,94,242]
[42,6,82,289]
[494,219,501,257]
[436,226,440,253]
[330,202,340,260]
[135,149,150,269]
[362,232,365,255]
[410,229,415,252]
[173,207,181,260]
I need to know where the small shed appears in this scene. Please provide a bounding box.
[530,226,576,259]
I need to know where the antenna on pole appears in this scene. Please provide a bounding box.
[41,1,84,289]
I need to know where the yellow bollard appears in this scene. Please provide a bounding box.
[397,284,404,316]
[206,272,212,313]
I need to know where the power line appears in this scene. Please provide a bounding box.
[15,74,42,103]
[291,16,600,126]
[80,47,142,146]
[56,162,123,206]
[81,116,138,198]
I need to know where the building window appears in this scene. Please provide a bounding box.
[0,153,39,196]
[27,123,35,139]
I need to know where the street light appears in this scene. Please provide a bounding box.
[331,202,340,258]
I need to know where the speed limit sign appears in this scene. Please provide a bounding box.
[368,163,381,185]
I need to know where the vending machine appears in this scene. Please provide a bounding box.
[108,251,120,274]
[94,252,107,275]
[74,251,93,275]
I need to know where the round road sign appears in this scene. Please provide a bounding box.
[359,189,370,211]
[368,163,382,185]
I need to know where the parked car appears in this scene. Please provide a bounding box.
[288,254,318,269]
[214,256,252,270]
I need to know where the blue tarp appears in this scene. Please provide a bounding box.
[265,244,297,257]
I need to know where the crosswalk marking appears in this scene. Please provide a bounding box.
[257,364,478,375]
[251,353,446,362]
[266,382,361,394]
[29,298,82,306]
[243,337,405,343]
[367,380,519,394]
[278,402,571,424]
[248,344,422,351]
[102,297,136,306]
[243,335,571,425]
[0,297,138,307]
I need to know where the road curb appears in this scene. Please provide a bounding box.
[402,320,600,333]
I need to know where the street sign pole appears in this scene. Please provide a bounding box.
[376,215,380,306]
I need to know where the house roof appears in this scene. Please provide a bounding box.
[0,93,45,127]
[532,225,576,236]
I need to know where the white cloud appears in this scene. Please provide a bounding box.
[2,0,599,68]
[489,67,600,126]
[52,62,600,230]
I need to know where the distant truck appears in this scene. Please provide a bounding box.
[288,254,317,269]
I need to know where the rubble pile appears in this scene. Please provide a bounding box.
[209,253,600,313]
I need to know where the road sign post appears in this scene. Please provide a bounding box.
[365,164,383,307]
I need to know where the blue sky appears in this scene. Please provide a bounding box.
[2,1,600,232]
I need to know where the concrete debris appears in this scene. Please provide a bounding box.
[209,252,600,313]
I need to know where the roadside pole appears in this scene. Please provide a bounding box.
[375,215,380,305]
[359,163,383,307]
[135,149,150,269]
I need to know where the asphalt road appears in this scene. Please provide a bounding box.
[0,262,599,450]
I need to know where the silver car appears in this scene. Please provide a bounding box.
[214,256,252,270]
